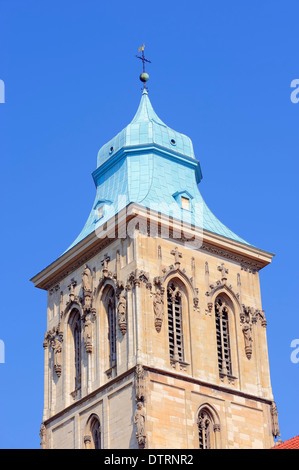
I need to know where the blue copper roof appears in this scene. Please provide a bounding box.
[65,90,250,252]
[97,89,195,166]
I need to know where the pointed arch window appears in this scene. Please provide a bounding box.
[90,416,101,449]
[167,283,184,363]
[198,410,212,449]
[69,309,82,392]
[103,286,116,370]
[84,415,101,449]
[215,297,232,377]
[108,294,116,367]
[197,408,220,449]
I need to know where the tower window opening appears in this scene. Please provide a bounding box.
[167,283,184,363]
[181,196,190,211]
[98,206,104,220]
[215,297,232,376]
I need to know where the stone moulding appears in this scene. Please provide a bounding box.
[30,201,274,294]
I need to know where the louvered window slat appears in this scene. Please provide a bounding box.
[167,284,184,362]
[108,296,116,367]
[215,298,232,376]
[73,314,81,390]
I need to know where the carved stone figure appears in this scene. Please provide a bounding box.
[39,423,47,449]
[117,294,127,335]
[153,289,164,332]
[101,254,110,277]
[68,279,77,302]
[135,364,146,402]
[82,265,92,292]
[271,402,281,438]
[242,321,253,359]
[51,336,62,377]
[134,401,146,448]
[83,311,94,353]
[82,265,93,311]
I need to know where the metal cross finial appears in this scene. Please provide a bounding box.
[136,43,151,89]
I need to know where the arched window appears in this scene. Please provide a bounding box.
[198,409,212,449]
[103,286,116,369]
[84,415,101,449]
[215,296,232,377]
[69,309,82,391]
[167,282,184,363]
[197,407,220,449]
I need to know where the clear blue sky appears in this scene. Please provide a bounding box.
[0,0,298,449]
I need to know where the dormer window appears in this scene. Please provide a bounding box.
[172,191,193,212]
[93,199,112,223]
[98,206,104,220]
[181,196,190,211]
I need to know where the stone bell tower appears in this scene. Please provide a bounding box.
[31,70,280,449]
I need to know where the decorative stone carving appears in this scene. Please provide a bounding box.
[205,302,213,316]
[126,269,151,290]
[97,271,117,295]
[197,410,211,431]
[193,287,200,313]
[154,258,199,316]
[134,401,146,449]
[81,265,93,313]
[82,309,96,353]
[82,264,92,292]
[217,263,229,282]
[242,320,253,359]
[116,279,125,298]
[170,246,182,268]
[68,278,77,302]
[241,264,258,274]
[271,402,281,438]
[39,423,47,449]
[205,277,240,327]
[153,289,164,332]
[101,254,110,277]
[254,309,267,327]
[205,261,209,275]
[51,336,62,377]
[117,293,127,335]
[44,325,63,377]
[241,305,253,359]
[135,364,146,402]
[49,284,60,296]
[213,423,221,432]
[83,434,92,449]
[201,243,263,272]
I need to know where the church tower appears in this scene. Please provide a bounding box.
[31,66,280,449]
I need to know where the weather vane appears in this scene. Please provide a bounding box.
[136,43,151,89]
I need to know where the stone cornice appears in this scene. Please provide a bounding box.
[30,203,274,291]
[42,364,273,427]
